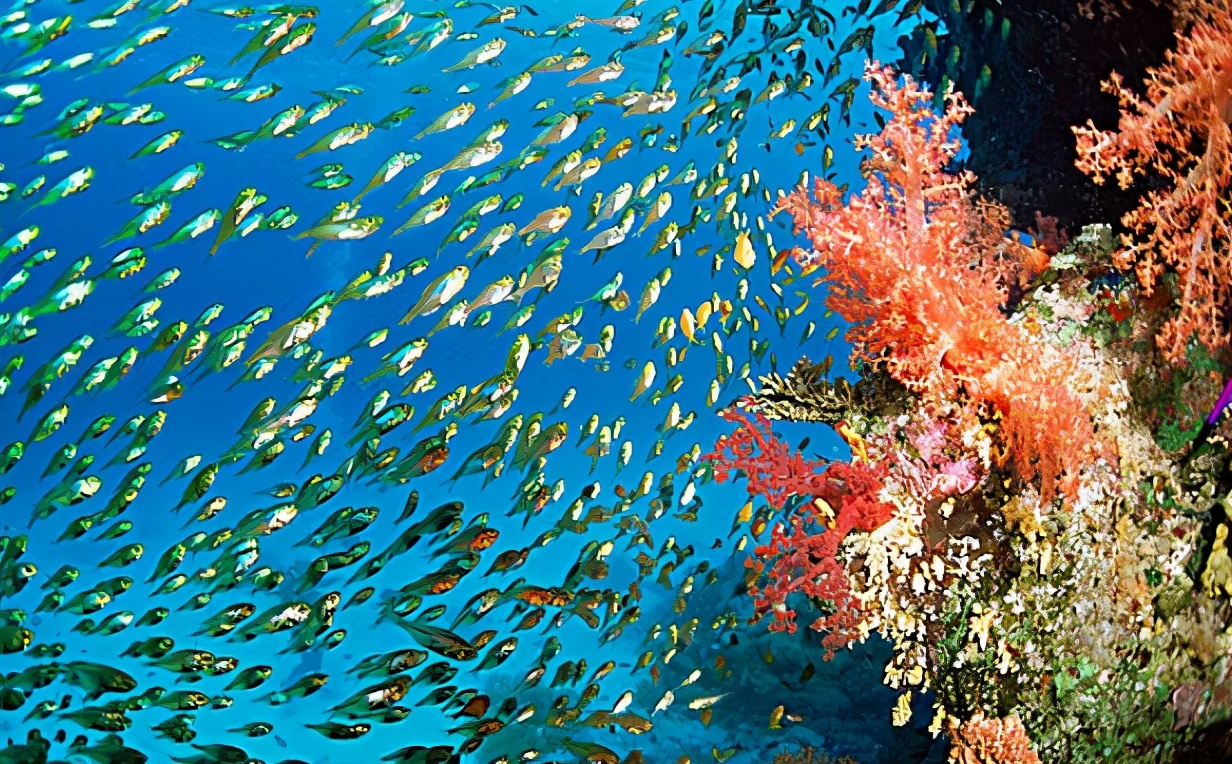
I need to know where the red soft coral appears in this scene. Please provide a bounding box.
[747,457,895,659]
[705,405,831,510]
[705,408,894,658]
[1072,0,1232,363]
[774,62,1100,506]
[747,513,864,659]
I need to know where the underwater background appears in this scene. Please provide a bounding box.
[5,0,1232,763]
[0,1,948,762]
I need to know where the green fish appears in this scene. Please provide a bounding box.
[442,38,506,73]
[130,162,205,205]
[129,55,205,95]
[28,166,93,209]
[210,188,266,255]
[104,202,171,247]
[294,122,374,160]
[353,151,419,201]
[412,103,476,141]
[310,174,353,190]
[438,215,480,254]
[374,105,416,130]
[128,130,181,160]
[293,216,383,257]
[153,209,219,250]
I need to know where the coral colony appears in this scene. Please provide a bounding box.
[710,38,1232,764]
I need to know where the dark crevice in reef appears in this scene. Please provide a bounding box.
[895,0,1178,235]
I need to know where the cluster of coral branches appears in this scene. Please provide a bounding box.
[706,405,895,658]
[1073,0,1232,363]
[706,5,1232,754]
[773,64,1102,508]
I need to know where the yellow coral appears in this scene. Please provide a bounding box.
[1202,523,1231,598]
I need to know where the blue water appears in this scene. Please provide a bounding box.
[0,1,945,762]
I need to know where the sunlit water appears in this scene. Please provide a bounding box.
[0,1,945,762]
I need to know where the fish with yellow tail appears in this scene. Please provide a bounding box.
[561,738,620,764]
[631,360,656,402]
[392,195,451,237]
[230,14,297,67]
[648,221,679,254]
[412,103,475,141]
[244,22,315,83]
[442,38,506,72]
[580,222,626,259]
[543,149,583,188]
[568,59,625,86]
[128,54,205,95]
[395,170,444,210]
[467,275,516,313]
[209,188,266,255]
[399,266,469,325]
[509,254,562,304]
[294,122,373,160]
[405,17,453,57]
[353,151,419,202]
[634,277,660,323]
[466,222,517,265]
[335,0,405,48]
[104,201,171,247]
[518,206,570,246]
[637,191,673,236]
[343,10,412,62]
[588,181,633,229]
[575,14,641,32]
[293,216,382,258]
[438,141,502,174]
[528,111,579,149]
[554,156,601,193]
[489,70,532,108]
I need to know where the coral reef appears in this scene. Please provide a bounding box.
[708,51,1232,764]
[949,712,1041,764]
[773,62,1097,507]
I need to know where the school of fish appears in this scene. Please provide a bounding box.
[0,0,932,762]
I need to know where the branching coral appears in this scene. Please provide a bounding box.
[1072,0,1232,364]
[771,747,862,764]
[705,406,832,511]
[704,50,1232,764]
[774,62,1101,506]
[746,457,896,659]
[705,407,894,657]
[739,356,907,425]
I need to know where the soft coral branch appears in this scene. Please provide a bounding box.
[1072,0,1232,363]
[706,405,832,510]
[775,62,1100,506]
[950,712,1043,764]
[706,407,893,658]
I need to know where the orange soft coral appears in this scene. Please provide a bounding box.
[775,62,1099,506]
[950,712,1043,764]
[1072,0,1232,364]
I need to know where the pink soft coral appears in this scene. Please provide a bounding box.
[774,62,1099,506]
[1072,0,1232,363]
[895,417,983,499]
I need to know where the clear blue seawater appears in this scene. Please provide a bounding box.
[0,1,946,762]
